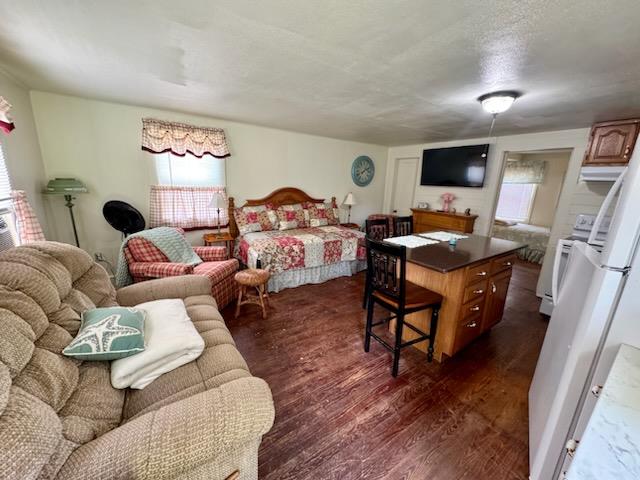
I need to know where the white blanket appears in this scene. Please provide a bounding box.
[111,299,205,389]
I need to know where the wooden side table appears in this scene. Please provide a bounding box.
[203,232,234,259]
[340,223,360,230]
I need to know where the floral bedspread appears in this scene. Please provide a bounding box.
[237,225,366,273]
[492,222,550,264]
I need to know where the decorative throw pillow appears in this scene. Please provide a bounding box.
[234,205,275,235]
[63,307,145,361]
[307,202,339,227]
[277,203,306,230]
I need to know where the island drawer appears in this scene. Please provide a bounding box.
[460,297,485,322]
[454,311,483,352]
[463,279,488,304]
[490,253,517,275]
[465,262,491,286]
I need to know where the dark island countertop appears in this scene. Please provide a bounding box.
[405,234,527,273]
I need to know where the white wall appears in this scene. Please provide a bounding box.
[384,128,611,297]
[0,70,49,236]
[30,91,387,262]
[526,152,571,228]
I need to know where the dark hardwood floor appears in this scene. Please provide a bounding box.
[223,260,548,479]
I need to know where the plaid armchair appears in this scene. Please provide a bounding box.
[123,229,239,310]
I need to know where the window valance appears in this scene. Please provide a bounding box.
[141,118,230,159]
[503,159,547,184]
[0,97,15,134]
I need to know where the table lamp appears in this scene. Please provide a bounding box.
[208,192,226,234]
[342,192,356,224]
[43,178,88,247]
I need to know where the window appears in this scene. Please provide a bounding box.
[154,152,226,187]
[0,142,11,212]
[0,143,19,248]
[150,152,227,228]
[495,183,537,222]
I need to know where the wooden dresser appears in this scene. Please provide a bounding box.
[411,208,478,234]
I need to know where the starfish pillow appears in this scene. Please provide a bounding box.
[63,307,145,361]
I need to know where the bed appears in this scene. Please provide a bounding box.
[492,221,550,264]
[229,188,366,292]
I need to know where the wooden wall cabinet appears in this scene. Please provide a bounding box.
[411,209,478,234]
[583,119,640,166]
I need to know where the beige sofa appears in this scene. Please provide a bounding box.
[0,242,275,480]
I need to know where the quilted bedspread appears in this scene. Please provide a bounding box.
[237,225,366,273]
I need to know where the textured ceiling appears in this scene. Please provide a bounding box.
[1,0,640,145]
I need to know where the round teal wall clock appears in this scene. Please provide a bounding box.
[351,155,375,187]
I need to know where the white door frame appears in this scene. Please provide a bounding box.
[390,156,419,215]
[486,148,573,237]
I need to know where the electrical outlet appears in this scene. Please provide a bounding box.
[94,252,105,262]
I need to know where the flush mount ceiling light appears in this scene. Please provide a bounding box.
[478,91,520,114]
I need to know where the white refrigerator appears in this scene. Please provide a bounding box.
[528,147,640,479]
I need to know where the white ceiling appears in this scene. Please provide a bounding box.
[1,0,640,146]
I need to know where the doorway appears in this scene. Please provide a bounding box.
[490,149,571,287]
[390,157,418,215]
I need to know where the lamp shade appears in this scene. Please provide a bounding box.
[342,192,356,206]
[44,178,88,194]
[208,192,226,209]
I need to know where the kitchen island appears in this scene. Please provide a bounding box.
[389,234,525,362]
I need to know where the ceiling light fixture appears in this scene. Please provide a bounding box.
[478,91,520,114]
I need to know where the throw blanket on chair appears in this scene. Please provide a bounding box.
[115,227,202,287]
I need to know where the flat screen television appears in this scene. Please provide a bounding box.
[420,144,488,187]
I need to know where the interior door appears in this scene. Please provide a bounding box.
[391,158,418,215]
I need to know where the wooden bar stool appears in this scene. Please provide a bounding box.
[364,238,442,377]
[362,218,391,309]
[234,268,270,319]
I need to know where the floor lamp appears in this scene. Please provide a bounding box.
[44,178,88,247]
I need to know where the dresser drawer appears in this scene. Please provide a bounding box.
[463,279,488,304]
[465,262,491,285]
[490,253,517,275]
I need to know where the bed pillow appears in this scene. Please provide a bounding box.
[308,203,338,227]
[495,217,518,227]
[63,307,145,361]
[234,205,276,235]
[110,299,205,389]
[277,203,307,230]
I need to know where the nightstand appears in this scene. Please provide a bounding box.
[203,232,234,259]
[340,223,360,230]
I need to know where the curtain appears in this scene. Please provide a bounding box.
[0,97,15,134]
[503,159,547,184]
[141,118,230,158]
[149,185,228,229]
[10,191,45,243]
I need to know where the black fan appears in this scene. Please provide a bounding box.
[103,201,145,237]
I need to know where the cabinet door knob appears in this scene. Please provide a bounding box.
[504,261,512,266]
[473,289,484,294]
[476,271,487,277]
[465,321,477,328]
[491,282,497,293]
[470,305,481,312]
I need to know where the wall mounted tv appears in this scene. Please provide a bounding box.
[420,144,488,188]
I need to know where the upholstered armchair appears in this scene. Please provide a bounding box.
[123,229,239,310]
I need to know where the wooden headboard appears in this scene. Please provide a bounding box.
[228,187,336,238]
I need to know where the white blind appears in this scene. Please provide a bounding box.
[154,152,226,187]
[0,143,12,212]
[495,183,537,222]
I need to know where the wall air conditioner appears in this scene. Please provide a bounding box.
[579,166,627,182]
[0,217,16,253]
